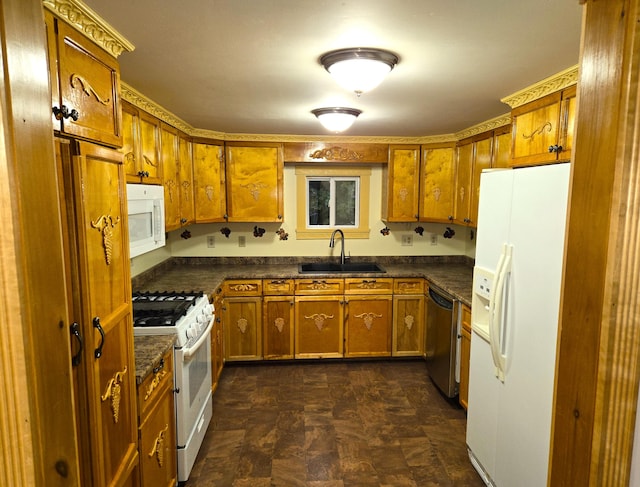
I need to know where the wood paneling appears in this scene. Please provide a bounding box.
[549,1,640,485]
[1,1,79,484]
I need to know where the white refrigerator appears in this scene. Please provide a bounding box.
[466,162,571,487]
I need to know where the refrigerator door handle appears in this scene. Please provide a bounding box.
[491,244,512,382]
[489,244,507,376]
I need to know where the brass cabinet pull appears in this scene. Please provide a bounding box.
[101,366,127,423]
[148,424,169,467]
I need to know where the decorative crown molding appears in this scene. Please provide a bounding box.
[454,113,512,140]
[501,64,579,109]
[43,0,134,58]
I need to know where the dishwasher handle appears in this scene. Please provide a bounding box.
[429,287,453,310]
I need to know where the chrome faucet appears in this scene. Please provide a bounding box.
[329,229,346,265]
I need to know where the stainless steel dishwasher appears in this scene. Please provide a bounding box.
[425,284,460,398]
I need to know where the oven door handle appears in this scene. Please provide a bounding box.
[182,317,214,360]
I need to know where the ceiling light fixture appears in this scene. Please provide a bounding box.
[311,107,362,133]
[320,47,399,96]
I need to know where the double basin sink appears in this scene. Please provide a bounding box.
[298,262,386,274]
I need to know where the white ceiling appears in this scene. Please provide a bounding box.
[83,0,583,138]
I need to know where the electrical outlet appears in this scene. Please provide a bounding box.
[207,235,215,248]
[238,236,246,247]
[430,234,438,246]
[401,235,413,246]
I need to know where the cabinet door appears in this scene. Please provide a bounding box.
[193,141,226,222]
[138,384,177,487]
[161,123,180,231]
[459,305,471,410]
[392,294,425,357]
[492,125,512,169]
[469,135,493,227]
[71,141,138,487]
[511,91,562,166]
[121,101,140,181]
[382,145,421,222]
[420,143,456,223]
[263,296,295,359]
[225,142,283,222]
[138,111,163,184]
[178,133,195,226]
[295,296,344,358]
[223,296,262,361]
[454,140,473,225]
[50,14,121,147]
[345,296,392,358]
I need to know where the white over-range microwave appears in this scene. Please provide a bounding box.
[127,183,165,258]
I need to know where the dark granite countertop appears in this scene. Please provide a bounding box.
[134,335,175,385]
[132,256,473,306]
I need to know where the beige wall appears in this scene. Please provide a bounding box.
[131,165,474,276]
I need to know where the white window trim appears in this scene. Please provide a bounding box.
[305,176,360,228]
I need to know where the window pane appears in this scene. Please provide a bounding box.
[335,180,356,226]
[308,180,330,225]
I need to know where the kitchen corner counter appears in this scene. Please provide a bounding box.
[132,257,473,307]
[134,334,175,384]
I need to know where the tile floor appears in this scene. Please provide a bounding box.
[187,360,485,486]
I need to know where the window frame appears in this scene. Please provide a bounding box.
[295,166,371,239]
[305,175,360,228]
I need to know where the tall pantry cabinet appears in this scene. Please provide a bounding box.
[45,4,138,487]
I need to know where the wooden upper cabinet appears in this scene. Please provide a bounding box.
[178,132,195,226]
[492,124,512,169]
[382,145,421,222]
[193,140,227,223]
[45,12,122,147]
[454,140,473,225]
[161,123,180,231]
[121,102,163,184]
[225,142,283,222]
[469,135,493,226]
[163,126,195,231]
[419,143,456,223]
[510,86,575,166]
[138,111,162,182]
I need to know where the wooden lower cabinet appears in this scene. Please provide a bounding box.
[211,292,224,392]
[392,279,426,357]
[263,296,295,359]
[137,349,176,487]
[459,304,472,410]
[223,296,263,361]
[295,296,344,358]
[345,295,392,357]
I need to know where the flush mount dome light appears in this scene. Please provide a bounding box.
[311,107,362,133]
[320,47,399,96]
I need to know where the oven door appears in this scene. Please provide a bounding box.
[174,318,213,447]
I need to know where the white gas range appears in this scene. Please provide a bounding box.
[132,291,214,483]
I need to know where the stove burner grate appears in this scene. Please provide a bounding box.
[132,291,205,327]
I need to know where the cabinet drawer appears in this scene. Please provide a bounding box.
[393,278,425,294]
[295,278,344,295]
[137,349,173,420]
[344,277,393,295]
[222,279,263,296]
[263,278,295,295]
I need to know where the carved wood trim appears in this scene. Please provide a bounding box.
[100,366,128,424]
[43,0,134,58]
[501,64,579,109]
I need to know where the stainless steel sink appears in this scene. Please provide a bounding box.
[298,262,386,273]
